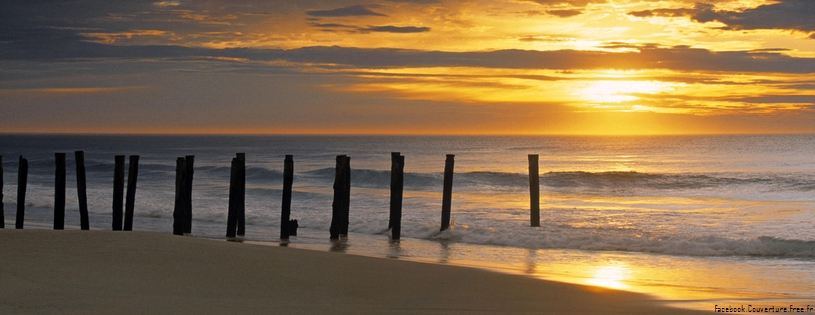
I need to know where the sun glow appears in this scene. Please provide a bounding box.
[576,80,674,104]
[586,265,631,290]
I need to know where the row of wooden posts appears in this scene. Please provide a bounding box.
[0,152,544,239]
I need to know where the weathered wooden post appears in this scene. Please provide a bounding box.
[172,157,187,236]
[112,155,125,231]
[54,153,66,230]
[280,155,294,240]
[1,155,4,228]
[124,155,139,231]
[341,156,351,237]
[529,154,541,227]
[226,156,239,239]
[330,155,347,240]
[440,154,455,231]
[236,153,246,237]
[389,152,405,240]
[16,156,28,229]
[225,153,245,239]
[183,155,194,235]
[75,151,90,230]
[388,152,398,230]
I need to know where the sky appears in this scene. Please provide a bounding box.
[1,0,814,135]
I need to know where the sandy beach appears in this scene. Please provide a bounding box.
[0,230,707,315]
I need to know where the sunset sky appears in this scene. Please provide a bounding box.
[2,0,814,135]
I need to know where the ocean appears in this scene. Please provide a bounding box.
[2,134,814,309]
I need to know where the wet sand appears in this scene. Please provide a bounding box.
[0,230,706,314]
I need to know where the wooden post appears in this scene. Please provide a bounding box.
[389,153,404,240]
[330,155,347,240]
[341,156,351,236]
[16,156,28,229]
[236,153,246,237]
[54,153,66,230]
[75,151,90,230]
[226,157,239,239]
[172,157,186,236]
[280,155,294,240]
[0,155,4,229]
[124,155,139,231]
[529,154,541,227]
[183,155,194,235]
[388,152,397,230]
[440,154,455,231]
[112,155,125,231]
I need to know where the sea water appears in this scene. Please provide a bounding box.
[2,134,814,310]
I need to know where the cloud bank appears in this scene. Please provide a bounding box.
[629,1,815,37]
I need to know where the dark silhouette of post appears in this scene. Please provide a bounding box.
[226,157,239,239]
[226,153,245,239]
[112,155,125,231]
[124,155,139,231]
[54,153,66,230]
[280,155,294,240]
[236,153,246,237]
[330,155,348,240]
[341,156,351,236]
[1,155,4,229]
[75,151,90,230]
[389,152,405,240]
[183,155,194,234]
[440,154,455,231]
[172,157,186,236]
[388,152,398,230]
[16,156,28,229]
[529,154,541,227]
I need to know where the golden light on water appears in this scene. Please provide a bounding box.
[586,265,631,290]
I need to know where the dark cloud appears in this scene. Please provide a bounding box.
[735,96,815,105]
[516,9,583,18]
[520,0,606,6]
[386,0,441,3]
[1,1,813,75]
[308,22,430,34]
[3,37,815,74]
[0,1,147,51]
[309,22,359,30]
[598,42,639,49]
[629,0,815,36]
[261,46,815,73]
[545,9,582,18]
[361,25,430,33]
[517,35,570,42]
[306,5,387,17]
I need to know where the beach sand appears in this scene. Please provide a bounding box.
[0,230,706,314]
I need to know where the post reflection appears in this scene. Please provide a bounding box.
[525,249,538,275]
[438,240,450,264]
[330,238,349,253]
[387,239,402,259]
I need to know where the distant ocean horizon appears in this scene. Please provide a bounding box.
[2,133,814,309]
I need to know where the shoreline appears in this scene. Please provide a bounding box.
[4,205,815,313]
[0,229,711,314]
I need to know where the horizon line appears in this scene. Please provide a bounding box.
[2,131,815,137]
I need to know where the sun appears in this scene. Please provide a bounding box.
[576,80,673,104]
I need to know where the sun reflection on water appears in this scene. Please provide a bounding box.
[586,265,631,290]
